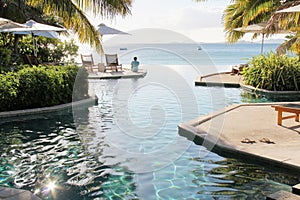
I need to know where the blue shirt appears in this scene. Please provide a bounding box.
[131,60,139,72]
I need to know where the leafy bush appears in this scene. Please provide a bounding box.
[0,47,12,72]
[243,52,300,91]
[0,65,88,111]
[0,72,19,110]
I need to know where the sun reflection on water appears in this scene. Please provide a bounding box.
[39,180,59,198]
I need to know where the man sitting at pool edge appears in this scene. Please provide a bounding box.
[131,57,139,72]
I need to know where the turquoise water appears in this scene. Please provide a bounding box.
[1,66,299,199]
[1,43,300,199]
[98,42,281,68]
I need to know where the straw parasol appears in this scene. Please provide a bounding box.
[0,17,27,29]
[276,4,300,13]
[234,23,268,54]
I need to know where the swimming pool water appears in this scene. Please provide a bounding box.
[0,65,299,199]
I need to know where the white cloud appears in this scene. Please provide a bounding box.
[162,6,223,30]
[184,27,227,43]
[87,0,231,43]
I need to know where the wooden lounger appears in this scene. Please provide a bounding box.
[272,104,300,125]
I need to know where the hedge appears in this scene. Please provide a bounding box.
[243,53,300,91]
[0,65,88,112]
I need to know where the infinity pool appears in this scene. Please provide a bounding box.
[0,65,299,199]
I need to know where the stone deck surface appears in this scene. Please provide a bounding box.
[195,72,243,87]
[179,102,300,172]
[88,68,147,79]
[0,187,41,200]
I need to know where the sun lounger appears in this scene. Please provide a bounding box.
[272,104,300,125]
[81,54,105,72]
[105,54,122,72]
[231,64,248,75]
[22,54,40,66]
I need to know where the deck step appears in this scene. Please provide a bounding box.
[293,184,300,195]
[266,190,300,200]
[0,187,41,200]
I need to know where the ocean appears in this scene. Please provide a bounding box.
[81,42,282,73]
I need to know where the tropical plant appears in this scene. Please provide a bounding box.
[0,33,79,67]
[243,52,300,91]
[0,0,132,53]
[34,38,79,63]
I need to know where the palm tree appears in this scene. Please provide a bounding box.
[223,0,280,43]
[0,0,132,53]
[222,0,300,55]
[267,1,300,55]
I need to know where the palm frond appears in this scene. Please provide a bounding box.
[223,0,277,43]
[266,0,300,34]
[276,36,297,54]
[72,0,132,18]
[25,0,132,54]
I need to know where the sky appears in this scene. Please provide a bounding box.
[83,0,287,44]
[86,0,232,43]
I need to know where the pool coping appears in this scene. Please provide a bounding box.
[195,72,300,96]
[178,102,300,174]
[241,84,300,96]
[88,68,147,79]
[195,72,242,88]
[0,96,98,118]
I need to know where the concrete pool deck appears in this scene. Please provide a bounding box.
[0,186,41,200]
[195,72,300,100]
[88,68,147,79]
[195,72,243,87]
[178,102,300,173]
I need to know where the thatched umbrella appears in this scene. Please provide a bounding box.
[276,4,300,13]
[0,17,27,29]
[266,1,300,55]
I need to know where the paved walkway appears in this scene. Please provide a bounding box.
[179,102,300,172]
[88,68,147,79]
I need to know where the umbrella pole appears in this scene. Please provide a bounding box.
[32,33,37,57]
[261,33,265,54]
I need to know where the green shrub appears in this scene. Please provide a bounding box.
[0,65,88,112]
[0,47,12,72]
[0,72,19,110]
[243,52,300,91]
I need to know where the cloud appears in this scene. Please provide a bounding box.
[88,0,230,43]
[152,7,222,30]
[184,27,227,43]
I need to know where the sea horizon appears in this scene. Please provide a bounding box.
[78,42,283,74]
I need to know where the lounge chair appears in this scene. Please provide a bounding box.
[272,104,300,125]
[105,54,122,72]
[230,64,248,75]
[22,54,40,66]
[81,54,105,72]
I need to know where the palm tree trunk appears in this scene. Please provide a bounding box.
[14,35,20,54]
[261,33,265,54]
